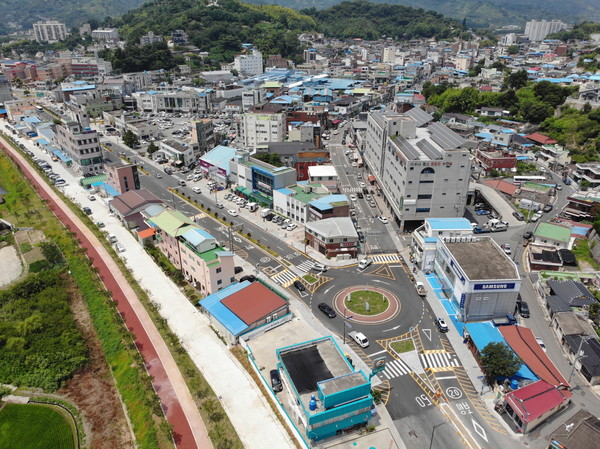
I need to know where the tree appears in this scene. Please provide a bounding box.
[522,101,554,124]
[505,70,528,90]
[507,45,520,55]
[147,142,159,155]
[123,130,140,149]
[480,342,521,387]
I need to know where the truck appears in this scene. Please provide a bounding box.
[348,331,369,348]
[492,314,518,327]
[415,281,427,297]
[248,202,258,212]
[473,219,509,234]
[260,208,272,218]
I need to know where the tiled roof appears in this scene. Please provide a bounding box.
[221,282,287,325]
[505,380,571,424]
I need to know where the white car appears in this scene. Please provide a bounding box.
[312,262,328,272]
[192,187,201,194]
[377,216,389,224]
[286,223,297,231]
[359,182,366,188]
[216,203,224,209]
[115,243,126,253]
[535,337,547,352]
[88,195,96,201]
[358,258,373,270]
[227,209,238,217]
[350,194,357,201]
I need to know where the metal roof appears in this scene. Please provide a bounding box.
[392,135,421,160]
[405,107,433,127]
[427,122,466,150]
[416,138,442,160]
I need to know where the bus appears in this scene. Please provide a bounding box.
[35,105,43,111]
[513,175,546,185]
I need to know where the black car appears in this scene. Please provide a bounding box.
[357,232,365,243]
[517,301,530,318]
[523,231,533,240]
[270,369,283,392]
[318,303,336,318]
[240,275,257,283]
[82,207,92,215]
[357,192,364,199]
[293,280,306,292]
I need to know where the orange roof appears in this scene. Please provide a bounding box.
[525,132,557,145]
[222,282,287,325]
[137,228,156,238]
[499,326,570,388]
[482,179,518,196]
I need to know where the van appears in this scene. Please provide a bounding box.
[192,187,201,194]
[248,202,258,212]
[348,331,369,348]
[512,211,525,221]
[261,208,272,218]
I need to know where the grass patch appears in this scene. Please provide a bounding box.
[345,290,390,315]
[303,274,318,284]
[390,339,415,354]
[0,403,75,449]
[572,240,600,270]
[20,242,32,253]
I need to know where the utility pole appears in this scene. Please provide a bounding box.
[567,336,593,385]
[228,223,243,252]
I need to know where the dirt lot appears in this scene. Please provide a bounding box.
[58,277,135,449]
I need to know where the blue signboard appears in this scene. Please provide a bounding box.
[473,283,516,291]
[459,293,466,308]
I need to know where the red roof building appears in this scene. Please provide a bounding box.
[222,282,288,325]
[482,179,518,196]
[525,132,558,146]
[504,380,571,433]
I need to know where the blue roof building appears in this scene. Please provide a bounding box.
[412,218,473,271]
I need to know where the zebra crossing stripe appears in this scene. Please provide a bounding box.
[271,269,298,287]
[419,352,459,369]
[381,359,411,379]
[296,261,313,272]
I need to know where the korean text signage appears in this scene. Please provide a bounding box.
[473,283,516,291]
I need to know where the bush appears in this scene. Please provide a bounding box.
[29,259,50,273]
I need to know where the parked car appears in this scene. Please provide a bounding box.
[517,300,530,318]
[350,194,357,201]
[318,303,336,318]
[435,318,449,333]
[227,209,238,217]
[192,187,201,194]
[115,243,126,253]
[377,216,389,224]
[543,204,553,213]
[88,195,96,201]
[293,280,306,292]
[523,231,533,240]
[357,192,364,199]
[501,243,512,255]
[476,209,491,215]
[240,275,257,283]
[513,211,525,221]
[155,173,162,179]
[270,369,283,392]
[82,207,92,215]
[535,337,547,352]
[286,223,297,231]
[97,221,105,228]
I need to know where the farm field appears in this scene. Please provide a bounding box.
[0,403,75,449]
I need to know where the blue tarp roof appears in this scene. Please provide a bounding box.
[427,218,472,231]
[92,182,119,197]
[199,281,251,336]
[181,228,214,246]
[276,187,294,195]
[465,322,537,381]
[52,149,71,163]
[309,194,348,211]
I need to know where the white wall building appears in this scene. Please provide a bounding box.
[241,110,286,150]
[55,120,103,175]
[91,28,119,41]
[382,46,397,63]
[525,20,568,42]
[363,109,472,229]
[308,165,339,192]
[33,21,68,43]
[411,218,473,271]
[234,49,264,77]
[133,90,212,113]
[140,31,163,46]
[158,139,195,166]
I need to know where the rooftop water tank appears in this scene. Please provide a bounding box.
[309,395,317,411]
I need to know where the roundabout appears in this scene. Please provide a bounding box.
[333,285,400,324]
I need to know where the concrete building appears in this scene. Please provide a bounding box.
[133,90,212,114]
[525,20,568,42]
[158,139,196,166]
[273,184,348,224]
[305,217,358,259]
[105,162,140,194]
[140,31,164,46]
[199,280,291,346]
[55,120,103,175]
[411,218,473,271]
[33,21,68,43]
[241,107,286,150]
[109,189,163,229]
[148,210,235,294]
[198,145,238,185]
[363,110,472,230]
[276,337,373,441]
[91,28,119,41]
[191,119,215,155]
[0,74,12,103]
[433,237,521,322]
[234,49,264,77]
[308,165,339,193]
[572,163,600,189]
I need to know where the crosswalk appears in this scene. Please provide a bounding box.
[420,351,459,370]
[342,187,363,193]
[371,253,401,264]
[270,269,298,287]
[296,260,314,272]
[380,358,412,379]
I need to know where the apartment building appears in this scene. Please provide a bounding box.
[133,90,212,114]
[149,210,235,294]
[572,163,600,189]
[140,31,163,46]
[55,120,103,175]
[234,49,264,76]
[91,28,119,41]
[33,21,68,43]
[240,105,286,150]
[525,20,568,42]
[0,74,12,103]
[363,109,472,230]
[191,119,215,155]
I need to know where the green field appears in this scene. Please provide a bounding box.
[345,290,389,315]
[0,403,75,449]
[390,339,415,354]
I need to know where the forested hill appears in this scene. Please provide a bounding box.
[302,1,464,41]
[0,0,146,35]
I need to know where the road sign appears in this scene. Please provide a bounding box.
[422,328,432,341]
[371,357,387,376]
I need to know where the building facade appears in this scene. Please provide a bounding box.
[191,119,215,155]
[524,20,568,42]
[234,49,264,76]
[241,109,286,150]
[0,74,12,103]
[305,217,358,259]
[55,120,103,175]
[33,21,68,43]
[106,162,140,194]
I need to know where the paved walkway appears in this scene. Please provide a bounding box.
[0,136,210,449]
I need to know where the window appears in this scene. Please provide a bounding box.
[217,280,222,285]
[216,267,222,273]
[417,194,432,199]
[416,208,431,213]
[421,167,435,174]
[419,180,433,184]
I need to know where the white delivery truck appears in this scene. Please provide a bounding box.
[260,208,272,218]
[248,202,258,212]
[348,331,369,348]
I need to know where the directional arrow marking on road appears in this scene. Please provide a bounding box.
[381,325,401,333]
[472,419,488,442]
[422,328,432,341]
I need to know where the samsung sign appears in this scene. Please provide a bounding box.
[474,283,516,291]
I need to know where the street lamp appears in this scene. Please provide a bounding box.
[342,305,353,345]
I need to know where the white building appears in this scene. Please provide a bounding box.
[33,21,68,43]
[158,139,196,166]
[308,165,339,192]
[91,28,119,41]
[123,72,153,92]
[434,237,521,322]
[411,218,474,271]
[140,31,163,46]
[133,90,212,114]
[525,20,568,42]
[241,110,286,150]
[234,49,264,77]
[382,46,396,63]
[55,120,103,175]
[363,109,472,230]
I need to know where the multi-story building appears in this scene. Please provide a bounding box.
[363,110,472,230]
[149,210,235,294]
[133,90,212,114]
[305,217,359,259]
[240,104,286,150]
[140,31,164,46]
[91,28,119,41]
[234,49,263,77]
[525,20,568,42]
[33,21,68,43]
[158,139,196,166]
[171,29,188,44]
[0,74,12,103]
[475,149,517,174]
[273,183,348,224]
[191,119,215,155]
[105,162,140,194]
[55,120,103,175]
[572,163,600,189]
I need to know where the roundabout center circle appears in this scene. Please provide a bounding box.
[344,289,390,316]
